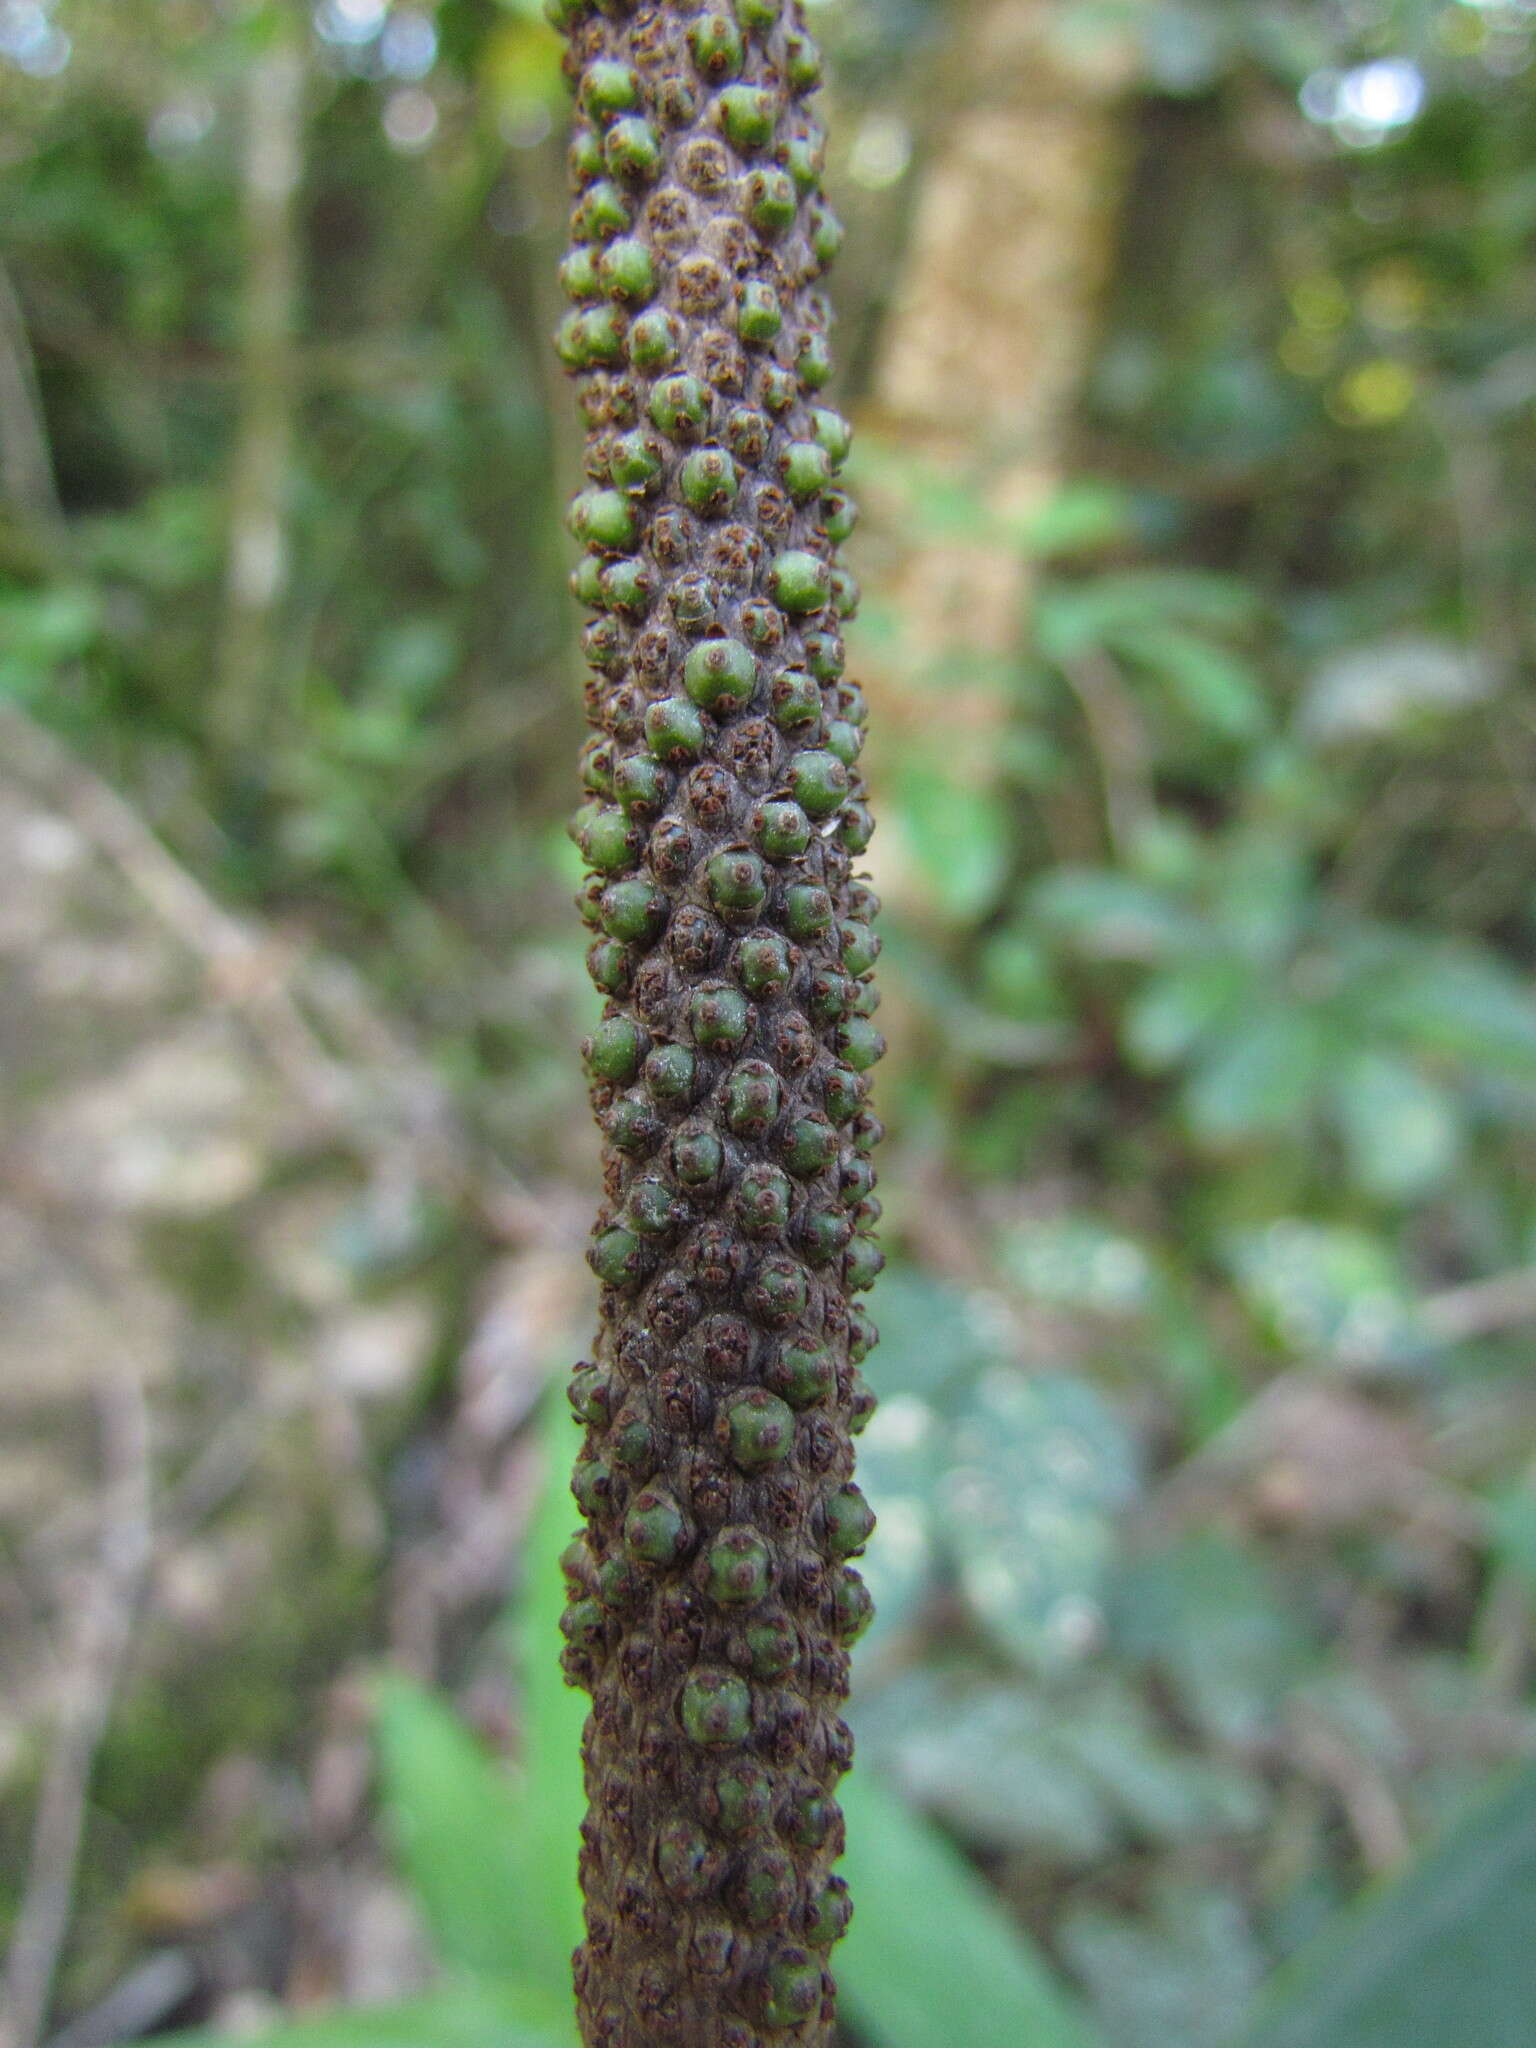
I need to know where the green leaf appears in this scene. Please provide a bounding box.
[1181,1007,1325,1143]
[1361,949,1536,1079]
[148,1984,577,2048]
[1123,957,1249,1070]
[373,1677,561,1989]
[1111,618,1270,740]
[1061,1878,1264,2048]
[1222,1220,1426,1367]
[1030,868,1197,962]
[1331,1052,1462,1201]
[938,1369,1140,1672]
[837,1767,1103,2048]
[893,760,1009,923]
[1109,1535,1316,1747]
[1243,1763,1536,2048]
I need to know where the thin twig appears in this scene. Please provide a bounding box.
[0,1369,153,2048]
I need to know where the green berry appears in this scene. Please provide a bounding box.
[737,930,793,996]
[762,1954,822,2030]
[782,133,823,193]
[718,83,777,149]
[579,805,638,873]
[805,1878,852,1948]
[623,1488,689,1563]
[608,429,662,490]
[583,60,641,119]
[599,236,655,300]
[800,1205,853,1265]
[704,1525,773,1604]
[589,1226,645,1288]
[737,279,783,342]
[709,1763,773,1833]
[568,1364,611,1424]
[803,628,844,680]
[570,487,637,552]
[782,441,832,500]
[656,1818,717,1900]
[567,124,604,178]
[707,848,768,916]
[585,1015,643,1082]
[605,116,661,179]
[758,363,797,413]
[735,1162,792,1235]
[600,557,655,615]
[628,308,681,370]
[629,1175,688,1236]
[841,923,880,978]
[745,1613,799,1678]
[823,1064,866,1124]
[733,0,779,25]
[612,752,664,813]
[726,1389,796,1471]
[644,1042,697,1105]
[825,722,861,770]
[782,1114,838,1176]
[680,446,740,514]
[839,800,875,854]
[811,406,852,465]
[784,27,823,89]
[605,1092,661,1154]
[836,1016,885,1070]
[689,12,745,77]
[571,553,606,607]
[808,969,853,1024]
[724,1059,782,1136]
[831,565,860,617]
[845,1233,884,1291]
[824,1483,875,1557]
[587,938,631,995]
[561,246,602,300]
[784,883,833,941]
[681,1668,753,1745]
[572,180,631,241]
[756,800,811,858]
[690,983,751,1050]
[673,1126,724,1184]
[772,549,831,614]
[685,637,756,713]
[831,1568,874,1641]
[797,332,833,388]
[810,202,843,268]
[848,1371,878,1433]
[645,695,707,761]
[790,748,848,816]
[561,1597,605,1651]
[601,879,667,944]
[650,373,711,435]
[746,168,797,232]
[822,489,857,544]
[769,1342,835,1408]
[770,668,821,730]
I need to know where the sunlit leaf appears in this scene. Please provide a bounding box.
[1331,1052,1462,1200]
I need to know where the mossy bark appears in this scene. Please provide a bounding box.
[549,5,881,2044]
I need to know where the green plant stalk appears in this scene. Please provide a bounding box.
[549,3,882,2041]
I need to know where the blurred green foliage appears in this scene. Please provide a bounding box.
[2,0,1535,2043]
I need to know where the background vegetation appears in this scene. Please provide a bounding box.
[2,1,1534,2046]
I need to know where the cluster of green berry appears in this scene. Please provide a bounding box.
[550,4,881,2043]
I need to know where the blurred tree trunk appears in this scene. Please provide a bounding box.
[859,0,1140,900]
[214,2,304,758]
